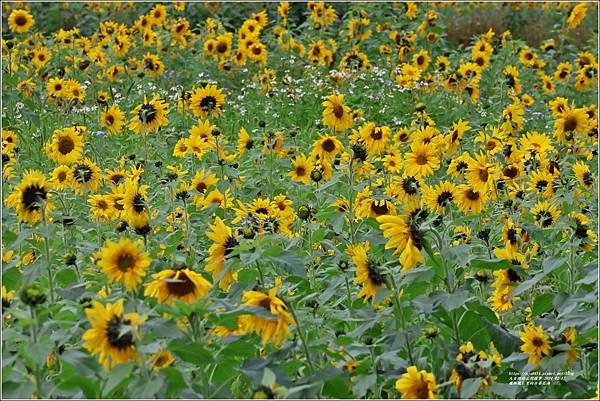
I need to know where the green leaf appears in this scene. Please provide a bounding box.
[169,341,214,364]
[532,293,555,316]
[162,367,187,398]
[104,364,133,395]
[460,377,482,399]
[352,373,377,398]
[485,322,520,356]
[469,259,513,270]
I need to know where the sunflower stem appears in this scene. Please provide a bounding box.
[255,262,265,289]
[41,205,55,304]
[347,155,356,245]
[386,274,415,366]
[286,298,315,375]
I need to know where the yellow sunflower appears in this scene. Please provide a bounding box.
[95,237,151,290]
[404,142,440,177]
[83,299,145,371]
[347,242,384,302]
[144,268,212,304]
[376,214,424,271]
[395,366,438,399]
[288,154,311,184]
[5,170,54,224]
[51,165,74,189]
[46,127,84,165]
[322,93,354,132]
[520,324,551,366]
[190,84,225,119]
[8,9,35,34]
[237,285,295,347]
[205,217,239,291]
[129,95,169,135]
[101,105,125,135]
[311,134,344,161]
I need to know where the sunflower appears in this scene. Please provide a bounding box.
[520,324,551,366]
[205,217,239,291]
[347,242,385,302]
[88,194,115,222]
[573,161,594,189]
[531,200,560,228]
[129,95,169,135]
[388,175,421,204]
[312,134,343,161]
[404,142,440,178]
[83,299,145,371]
[101,105,125,135]
[422,181,456,214]
[288,154,311,184]
[95,237,151,290]
[190,84,225,119]
[121,178,150,230]
[236,127,254,156]
[51,165,74,189]
[554,106,589,141]
[322,93,353,132]
[104,168,128,186]
[376,215,424,271]
[237,285,294,347]
[71,159,102,193]
[46,127,84,165]
[359,122,390,155]
[5,170,54,224]
[529,169,555,197]
[566,3,588,29]
[465,153,499,192]
[145,267,211,304]
[456,184,487,215]
[148,349,175,372]
[8,9,35,34]
[47,77,66,98]
[189,169,219,204]
[395,366,438,399]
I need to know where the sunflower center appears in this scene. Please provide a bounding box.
[132,193,145,213]
[370,200,389,216]
[252,46,262,55]
[74,164,93,183]
[14,14,28,26]
[106,114,115,125]
[321,139,336,153]
[503,166,518,178]
[22,184,47,212]
[200,96,217,112]
[333,105,344,119]
[366,259,385,286]
[402,176,420,195]
[58,136,75,155]
[296,166,306,176]
[166,271,196,297]
[466,189,480,201]
[216,42,227,53]
[437,191,453,207]
[258,297,272,310]
[139,103,158,124]
[536,210,553,227]
[532,337,544,347]
[564,116,577,132]
[417,55,424,65]
[195,182,207,193]
[478,168,489,182]
[456,161,468,173]
[415,382,430,399]
[110,174,124,184]
[370,128,383,140]
[223,236,239,257]
[117,253,135,271]
[583,172,593,186]
[57,171,67,181]
[245,139,254,150]
[535,180,548,191]
[416,154,428,165]
[97,200,108,210]
[506,228,518,244]
[106,316,134,350]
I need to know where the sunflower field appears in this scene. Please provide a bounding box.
[1,1,599,400]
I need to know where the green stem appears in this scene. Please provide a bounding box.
[286,298,315,375]
[386,275,414,365]
[41,206,55,303]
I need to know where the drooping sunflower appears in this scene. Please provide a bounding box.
[190,84,225,119]
[236,127,254,156]
[148,349,175,372]
[388,175,421,204]
[145,267,212,304]
[46,127,84,165]
[404,142,440,178]
[573,161,594,189]
[205,217,239,291]
[82,299,145,371]
[554,106,589,141]
[8,9,35,34]
[5,170,54,224]
[129,95,169,135]
[101,105,125,135]
[237,285,294,347]
[120,178,150,230]
[322,93,353,132]
[395,366,438,399]
[376,214,425,271]
[520,324,551,366]
[347,242,385,302]
[95,237,151,290]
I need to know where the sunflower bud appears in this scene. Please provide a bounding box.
[20,284,47,306]
[64,252,76,265]
[116,220,128,232]
[338,259,349,271]
[175,190,190,200]
[310,169,323,183]
[242,226,255,239]
[424,326,439,339]
[298,205,311,220]
[415,102,426,112]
